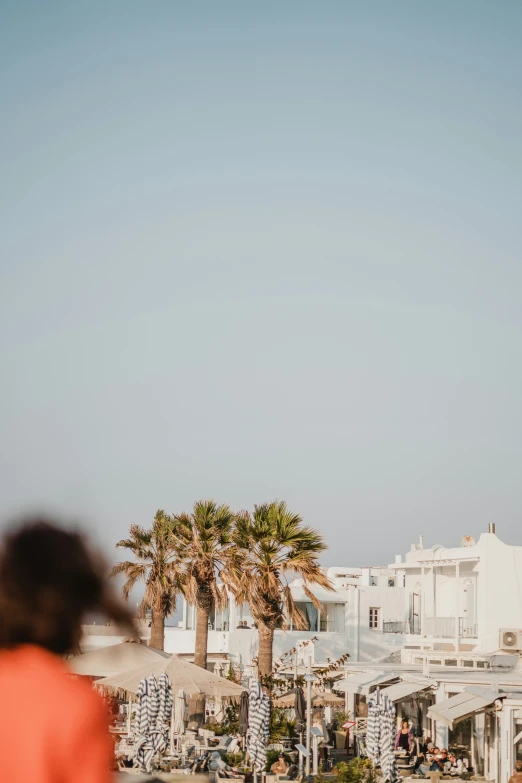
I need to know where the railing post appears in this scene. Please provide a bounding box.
[455,562,460,651]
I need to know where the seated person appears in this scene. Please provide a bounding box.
[509,760,522,783]
[430,748,449,773]
[271,754,289,775]
[417,747,440,777]
[447,752,467,776]
[419,737,434,756]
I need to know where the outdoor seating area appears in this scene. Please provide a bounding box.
[67,643,345,779]
[68,641,507,782]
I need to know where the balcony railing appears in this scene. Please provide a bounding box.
[383,621,409,634]
[423,617,478,638]
[423,617,455,637]
[459,617,478,638]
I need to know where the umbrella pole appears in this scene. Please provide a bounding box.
[305,678,312,777]
[127,694,132,735]
[170,699,174,754]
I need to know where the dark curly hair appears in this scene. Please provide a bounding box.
[0,518,133,654]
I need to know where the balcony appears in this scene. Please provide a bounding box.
[383,621,409,634]
[459,617,478,638]
[423,617,478,639]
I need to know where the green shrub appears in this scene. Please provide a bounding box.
[333,710,351,729]
[269,708,296,741]
[333,758,374,783]
[202,721,227,736]
[203,703,240,737]
[223,751,245,767]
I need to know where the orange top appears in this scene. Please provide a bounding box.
[0,645,112,783]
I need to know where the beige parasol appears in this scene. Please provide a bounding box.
[67,640,169,678]
[96,653,246,699]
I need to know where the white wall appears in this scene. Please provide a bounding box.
[477,533,522,652]
[356,586,408,661]
[399,532,522,653]
[164,629,231,656]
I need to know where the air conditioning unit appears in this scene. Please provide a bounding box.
[499,629,522,651]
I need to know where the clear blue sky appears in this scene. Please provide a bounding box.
[1,1,522,567]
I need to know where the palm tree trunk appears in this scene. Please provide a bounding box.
[194,602,210,669]
[150,608,165,651]
[257,621,275,678]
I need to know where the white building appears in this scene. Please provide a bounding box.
[163,566,408,672]
[386,523,522,656]
[339,651,522,782]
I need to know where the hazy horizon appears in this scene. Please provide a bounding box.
[2,1,522,567]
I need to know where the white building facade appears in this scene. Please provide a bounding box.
[163,566,408,672]
[386,525,522,656]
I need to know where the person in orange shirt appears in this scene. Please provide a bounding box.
[0,518,133,783]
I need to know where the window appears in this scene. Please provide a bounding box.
[463,659,474,667]
[293,602,319,632]
[388,577,396,587]
[186,603,196,630]
[320,603,346,633]
[290,602,345,633]
[237,602,253,628]
[369,607,380,629]
[210,603,230,632]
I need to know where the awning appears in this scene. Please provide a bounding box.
[336,671,397,694]
[427,687,502,730]
[380,678,434,702]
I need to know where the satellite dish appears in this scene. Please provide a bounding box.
[461,535,475,548]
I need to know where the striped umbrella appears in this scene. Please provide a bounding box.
[135,730,167,773]
[366,693,381,765]
[135,675,160,736]
[247,680,270,771]
[156,672,173,727]
[381,699,400,783]
[134,675,162,773]
[379,699,398,783]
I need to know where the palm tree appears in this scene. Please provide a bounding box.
[173,500,235,669]
[231,501,331,678]
[111,510,183,651]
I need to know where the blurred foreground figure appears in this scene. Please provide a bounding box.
[0,519,132,783]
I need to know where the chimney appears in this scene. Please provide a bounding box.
[488,523,496,535]
[419,535,424,549]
